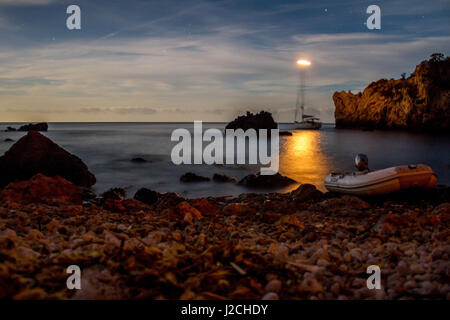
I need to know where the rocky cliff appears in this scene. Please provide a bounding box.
[333,56,450,131]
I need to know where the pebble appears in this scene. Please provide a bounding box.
[262,292,279,300]
[403,280,417,290]
[316,258,329,267]
[410,263,425,274]
[301,277,323,294]
[397,260,410,275]
[264,279,282,293]
[330,283,340,295]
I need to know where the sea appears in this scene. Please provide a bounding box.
[1,122,449,198]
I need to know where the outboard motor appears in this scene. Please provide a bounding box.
[355,153,369,171]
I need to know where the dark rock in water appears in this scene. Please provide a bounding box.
[291,184,323,202]
[225,111,278,133]
[0,131,96,188]
[4,138,14,142]
[213,173,237,183]
[101,188,126,201]
[333,56,450,131]
[238,172,296,188]
[18,122,48,132]
[131,157,148,163]
[5,123,48,132]
[279,131,292,136]
[180,172,210,183]
[134,188,160,205]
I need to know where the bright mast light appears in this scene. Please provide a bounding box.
[297,59,311,66]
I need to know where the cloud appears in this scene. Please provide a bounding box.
[1,32,449,122]
[0,0,449,122]
[79,107,158,115]
[0,0,58,6]
[0,16,7,28]
[0,77,63,88]
[5,107,61,113]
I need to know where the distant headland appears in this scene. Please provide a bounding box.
[333,54,450,132]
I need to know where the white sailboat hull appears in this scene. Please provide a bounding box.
[294,121,322,130]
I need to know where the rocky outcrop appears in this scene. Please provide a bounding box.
[134,188,160,205]
[213,173,237,183]
[5,123,48,132]
[333,56,450,131]
[238,172,296,188]
[290,184,323,202]
[0,131,96,188]
[130,157,148,163]
[180,172,210,183]
[0,174,83,204]
[225,111,278,133]
[101,188,126,201]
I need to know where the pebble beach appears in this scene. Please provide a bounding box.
[1,175,448,300]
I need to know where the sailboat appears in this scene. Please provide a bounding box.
[294,105,322,130]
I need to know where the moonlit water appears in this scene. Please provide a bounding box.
[1,122,449,198]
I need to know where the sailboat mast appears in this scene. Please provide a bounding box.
[294,70,301,122]
[300,67,305,120]
[294,68,306,122]
[295,59,311,123]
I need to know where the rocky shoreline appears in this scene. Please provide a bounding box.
[0,130,448,300]
[0,174,448,300]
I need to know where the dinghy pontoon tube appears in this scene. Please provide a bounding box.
[324,164,437,196]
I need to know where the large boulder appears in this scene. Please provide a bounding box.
[225,111,278,133]
[238,172,296,188]
[0,131,96,188]
[291,184,323,202]
[333,56,450,131]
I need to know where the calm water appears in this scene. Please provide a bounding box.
[1,122,449,198]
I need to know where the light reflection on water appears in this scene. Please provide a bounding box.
[279,130,332,192]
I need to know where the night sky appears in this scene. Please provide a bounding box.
[1,0,449,122]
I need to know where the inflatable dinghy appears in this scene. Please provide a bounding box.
[324,164,437,196]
